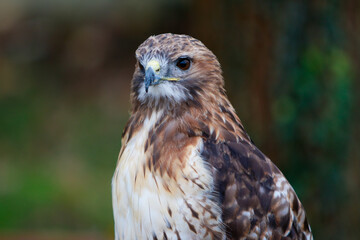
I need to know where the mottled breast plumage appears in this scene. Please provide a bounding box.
[112,33,313,240]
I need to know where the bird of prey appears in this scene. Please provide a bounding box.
[112,33,313,240]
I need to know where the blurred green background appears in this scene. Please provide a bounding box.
[0,0,359,239]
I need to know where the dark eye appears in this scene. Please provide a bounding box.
[176,58,191,70]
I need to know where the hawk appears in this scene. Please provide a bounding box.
[112,33,313,240]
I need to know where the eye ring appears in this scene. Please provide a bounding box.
[176,58,191,70]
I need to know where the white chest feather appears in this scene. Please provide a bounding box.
[112,111,224,240]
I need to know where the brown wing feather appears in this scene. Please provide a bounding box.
[201,138,313,240]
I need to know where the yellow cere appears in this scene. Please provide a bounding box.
[146,59,180,81]
[146,60,161,73]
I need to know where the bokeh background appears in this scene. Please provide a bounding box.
[0,0,359,239]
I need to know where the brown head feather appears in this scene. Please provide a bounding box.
[127,33,250,143]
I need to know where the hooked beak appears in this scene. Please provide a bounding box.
[144,59,180,93]
[144,60,160,93]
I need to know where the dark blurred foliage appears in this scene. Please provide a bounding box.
[0,0,359,239]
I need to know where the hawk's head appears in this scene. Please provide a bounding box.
[132,33,224,109]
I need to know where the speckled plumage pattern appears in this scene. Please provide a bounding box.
[112,33,313,240]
